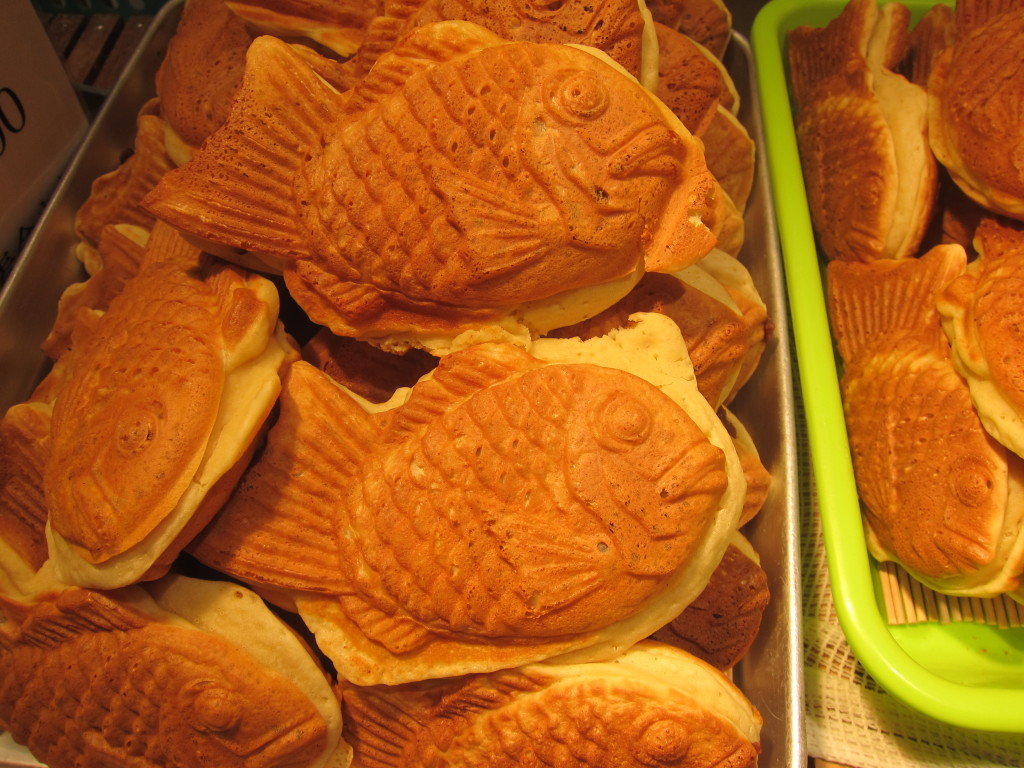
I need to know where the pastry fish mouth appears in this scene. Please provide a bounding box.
[607,124,686,180]
[242,718,326,768]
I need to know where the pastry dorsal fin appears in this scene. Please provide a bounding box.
[386,344,538,438]
[6,589,147,651]
[347,21,507,114]
[433,670,548,721]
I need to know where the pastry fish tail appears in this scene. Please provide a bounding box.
[826,243,966,363]
[143,35,339,262]
[191,361,377,594]
[340,683,426,768]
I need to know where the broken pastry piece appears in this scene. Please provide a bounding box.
[650,531,768,670]
[340,641,761,768]
[42,223,298,590]
[0,575,350,768]
[144,22,720,353]
[788,0,936,262]
[927,2,1024,221]
[938,217,1024,458]
[828,244,1024,597]
[190,315,744,685]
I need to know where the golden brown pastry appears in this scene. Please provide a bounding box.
[340,641,761,768]
[788,0,936,262]
[144,23,719,352]
[653,21,737,138]
[0,575,350,768]
[721,407,772,527]
[0,401,52,576]
[650,532,769,670]
[343,0,652,87]
[43,223,297,589]
[42,224,149,360]
[226,0,383,57]
[927,2,1024,221]
[938,217,1024,458]
[190,317,745,684]
[828,244,1024,596]
[548,251,766,410]
[645,0,733,60]
[73,99,174,247]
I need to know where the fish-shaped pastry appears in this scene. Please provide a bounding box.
[788,0,936,262]
[343,0,653,89]
[43,222,298,590]
[646,0,734,60]
[190,315,744,684]
[938,217,1024,458]
[144,22,720,353]
[828,244,1024,596]
[927,0,1024,221]
[0,575,350,768]
[339,640,761,768]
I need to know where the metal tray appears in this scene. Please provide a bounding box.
[0,2,804,764]
[752,0,1024,733]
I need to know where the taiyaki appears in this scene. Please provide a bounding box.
[340,0,653,88]
[43,222,298,590]
[903,2,955,87]
[302,328,438,404]
[788,0,936,262]
[650,532,768,670]
[927,2,1024,221]
[143,22,720,352]
[0,575,350,768]
[653,21,737,139]
[700,106,755,214]
[645,0,733,60]
[190,315,744,684]
[43,224,149,360]
[938,217,1024,457]
[828,244,1024,595]
[548,250,768,410]
[155,0,257,161]
[226,0,383,58]
[339,641,761,768]
[73,99,173,247]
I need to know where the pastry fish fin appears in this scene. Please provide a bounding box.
[387,345,537,438]
[338,593,434,654]
[143,35,340,262]
[431,165,558,283]
[191,361,376,593]
[433,672,547,721]
[341,683,426,768]
[348,21,506,113]
[827,243,966,362]
[8,589,146,650]
[500,520,611,612]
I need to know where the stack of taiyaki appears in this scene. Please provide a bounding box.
[791,0,1024,600]
[0,0,775,765]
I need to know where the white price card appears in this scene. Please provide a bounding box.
[0,0,88,287]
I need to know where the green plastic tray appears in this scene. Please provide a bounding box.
[751,0,1024,733]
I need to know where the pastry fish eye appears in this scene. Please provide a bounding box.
[115,401,164,457]
[185,681,244,734]
[637,718,690,764]
[545,69,609,125]
[590,391,652,451]
[947,454,997,508]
